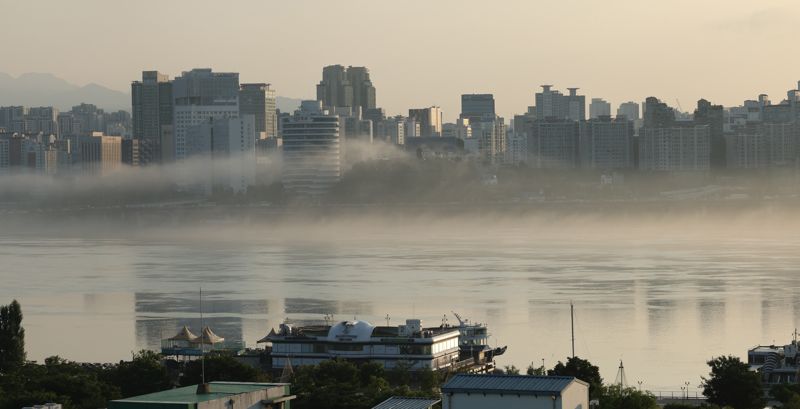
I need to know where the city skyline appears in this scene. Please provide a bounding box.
[3,0,800,121]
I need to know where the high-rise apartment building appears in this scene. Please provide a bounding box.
[25,107,59,135]
[617,102,640,121]
[408,107,442,137]
[589,98,611,119]
[527,119,580,169]
[579,117,635,169]
[694,99,725,169]
[172,69,239,160]
[239,83,277,139]
[535,86,585,121]
[282,101,342,197]
[639,125,710,171]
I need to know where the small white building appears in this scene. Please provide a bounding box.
[442,374,589,409]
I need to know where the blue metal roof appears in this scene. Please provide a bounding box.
[442,374,580,396]
[371,397,441,409]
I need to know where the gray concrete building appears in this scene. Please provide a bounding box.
[639,125,710,171]
[281,101,341,197]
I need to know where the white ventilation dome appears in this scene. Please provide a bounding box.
[327,320,375,342]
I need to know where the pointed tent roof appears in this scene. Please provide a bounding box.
[168,326,198,341]
[257,328,277,344]
[192,326,225,344]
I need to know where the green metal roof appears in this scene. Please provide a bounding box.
[109,382,288,407]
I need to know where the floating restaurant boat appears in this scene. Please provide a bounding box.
[260,316,502,374]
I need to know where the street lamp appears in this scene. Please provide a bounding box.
[637,380,643,391]
[680,386,686,400]
[685,381,691,399]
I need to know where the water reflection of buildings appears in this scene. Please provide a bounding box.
[133,293,376,352]
[134,292,268,351]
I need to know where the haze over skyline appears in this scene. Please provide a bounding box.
[4,0,800,120]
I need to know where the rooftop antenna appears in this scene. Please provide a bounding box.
[442,314,448,327]
[570,301,576,358]
[385,314,391,326]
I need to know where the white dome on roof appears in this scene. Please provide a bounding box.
[327,320,375,342]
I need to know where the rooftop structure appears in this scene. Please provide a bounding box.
[107,382,294,409]
[442,374,589,409]
[371,397,441,409]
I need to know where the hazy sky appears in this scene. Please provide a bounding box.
[3,0,800,120]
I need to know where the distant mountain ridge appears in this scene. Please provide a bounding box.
[0,72,304,113]
[0,73,130,111]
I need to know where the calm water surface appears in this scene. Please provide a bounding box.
[2,225,799,395]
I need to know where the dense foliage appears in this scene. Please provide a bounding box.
[290,360,441,409]
[0,300,25,373]
[548,356,604,399]
[701,355,764,409]
[599,385,659,409]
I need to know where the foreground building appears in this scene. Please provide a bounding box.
[264,319,461,372]
[107,382,295,409]
[442,374,589,409]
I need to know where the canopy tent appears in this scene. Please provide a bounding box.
[168,325,198,342]
[192,326,225,345]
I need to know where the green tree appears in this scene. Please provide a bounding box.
[526,364,546,376]
[548,356,604,399]
[600,385,658,409]
[701,356,764,409]
[0,300,26,373]
[0,357,120,409]
[771,383,800,405]
[291,360,389,409]
[503,364,521,375]
[181,354,266,386]
[103,350,171,398]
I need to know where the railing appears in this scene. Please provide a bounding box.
[649,390,704,400]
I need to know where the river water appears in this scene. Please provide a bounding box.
[2,211,799,395]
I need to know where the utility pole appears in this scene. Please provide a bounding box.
[570,302,575,358]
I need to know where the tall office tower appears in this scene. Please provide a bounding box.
[642,97,675,127]
[185,116,256,193]
[579,117,635,169]
[239,83,277,139]
[346,66,376,112]
[408,106,442,137]
[282,101,341,197]
[526,119,580,169]
[171,68,239,160]
[589,98,611,119]
[316,65,353,110]
[78,132,122,175]
[460,94,496,124]
[617,101,640,121]
[638,125,710,171]
[25,107,59,135]
[121,138,140,166]
[694,99,725,169]
[535,86,585,121]
[132,71,173,164]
